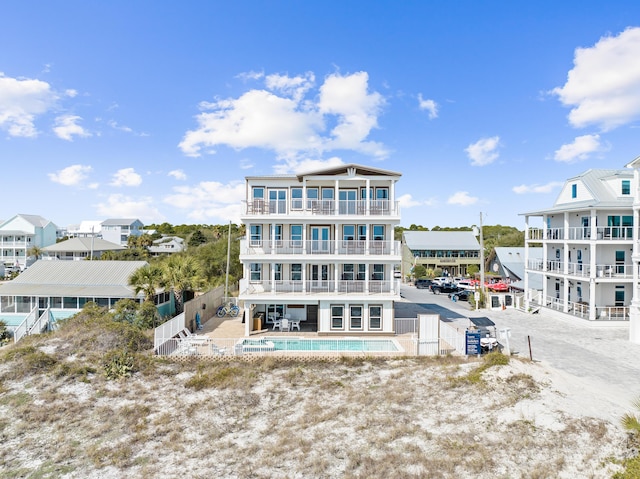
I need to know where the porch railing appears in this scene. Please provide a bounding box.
[527,260,632,279]
[244,199,400,217]
[244,239,400,256]
[245,279,400,295]
[541,295,628,321]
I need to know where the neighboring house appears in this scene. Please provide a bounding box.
[41,237,125,260]
[402,231,481,280]
[148,236,185,256]
[0,260,174,337]
[101,218,144,246]
[65,220,103,239]
[522,165,640,344]
[487,247,543,292]
[238,164,402,336]
[0,214,58,270]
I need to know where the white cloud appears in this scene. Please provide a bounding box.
[447,191,478,206]
[164,180,245,223]
[107,119,148,137]
[397,194,422,208]
[512,181,564,194]
[0,73,58,137]
[65,89,78,98]
[168,169,187,180]
[465,136,501,166]
[179,71,387,160]
[53,115,91,141]
[110,168,142,187]
[95,194,165,224]
[552,27,640,130]
[553,134,603,162]
[417,94,438,119]
[48,164,93,186]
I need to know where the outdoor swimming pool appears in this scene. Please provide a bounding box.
[241,337,400,352]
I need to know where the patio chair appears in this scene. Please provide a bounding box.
[272,319,282,330]
[211,344,227,356]
[289,319,301,331]
[280,318,290,332]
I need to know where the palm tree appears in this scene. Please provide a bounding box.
[28,245,44,261]
[622,397,640,448]
[128,264,163,303]
[160,255,202,315]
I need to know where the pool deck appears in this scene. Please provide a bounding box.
[198,316,320,339]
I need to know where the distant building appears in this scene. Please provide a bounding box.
[101,218,144,246]
[65,220,103,239]
[0,214,58,270]
[486,247,542,292]
[148,236,185,256]
[402,231,481,279]
[42,237,125,260]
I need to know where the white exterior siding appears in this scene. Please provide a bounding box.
[238,164,402,336]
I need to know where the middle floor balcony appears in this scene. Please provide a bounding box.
[241,279,401,297]
[527,259,635,279]
[241,239,401,257]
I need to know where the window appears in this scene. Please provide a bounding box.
[250,263,262,282]
[357,264,366,281]
[622,180,631,195]
[250,225,262,245]
[577,285,582,302]
[571,184,577,198]
[306,188,319,209]
[369,305,382,329]
[253,187,264,199]
[274,263,282,281]
[350,305,363,329]
[291,188,303,209]
[616,250,625,274]
[331,305,344,329]
[291,225,302,246]
[376,187,389,199]
[291,264,302,281]
[615,286,625,307]
[372,264,384,280]
[342,264,354,280]
[343,225,355,241]
[357,225,367,241]
[372,225,385,240]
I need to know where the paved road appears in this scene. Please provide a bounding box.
[399,284,640,421]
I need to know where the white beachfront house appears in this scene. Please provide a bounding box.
[238,164,402,336]
[0,214,58,270]
[522,161,640,344]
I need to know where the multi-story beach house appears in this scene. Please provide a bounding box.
[238,164,402,336]
[522,162,640,343]
[0,214,58,270]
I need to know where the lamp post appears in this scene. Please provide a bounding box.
[479,212,485,302]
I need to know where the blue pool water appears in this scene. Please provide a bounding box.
[242,337,399,352]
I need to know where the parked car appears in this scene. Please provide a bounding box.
[430,283,460,295]
[449,290,471,302]
[455,280,475,290]
[415,278,433,289]
[487,282,509,292]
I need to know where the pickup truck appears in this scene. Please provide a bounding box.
[430,283,461,295]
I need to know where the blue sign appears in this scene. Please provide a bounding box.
[466,331,481,355]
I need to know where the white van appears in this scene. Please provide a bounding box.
[432,277,451,286]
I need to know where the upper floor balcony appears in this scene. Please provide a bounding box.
[527,259,634,279]
[243,199,400,218]
[527,226,635,242]
[241,239,401,257]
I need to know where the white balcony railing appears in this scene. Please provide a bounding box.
[243,239,400,256]
[245,279,400,295]
[527,260,632,279]
[244,199,400,217]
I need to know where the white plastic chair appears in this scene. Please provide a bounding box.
[272,319,282,330]
[280,318,290,332]
[290,319,301,331]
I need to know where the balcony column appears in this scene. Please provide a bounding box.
[390,180,395,214]
[365,179,370,215]
[524,216,530,311]
[630,167,640,343]
[333,263,339,293]
[364,264,370,293]
[589,279,597,320]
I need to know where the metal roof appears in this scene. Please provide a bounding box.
[43,237,125,253]
[521,168,634,216]
[101,218,143,226]
[403,231,480,250]
[0,260,148,298]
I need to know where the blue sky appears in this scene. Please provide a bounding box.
[2,1,640,230]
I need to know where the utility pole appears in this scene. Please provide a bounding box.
[479,212,486,305]
[224,220,231,302]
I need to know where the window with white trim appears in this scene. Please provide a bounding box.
[369,305,382,329]
[291,264,302,281]
[250,263,262,282]
[250,225,262,246]
[350,305,363,329]
[331,305,344,329]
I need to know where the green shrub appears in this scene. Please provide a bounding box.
[103,350,136,380]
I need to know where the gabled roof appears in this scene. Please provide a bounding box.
[0,260,148,297]
[521,168,633,216]
[101,218,143,226]
[296,163,402,180]
[494,247,542,281]
[0,214,56,230]
[42,237,125,253]
[403,231,480,250]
